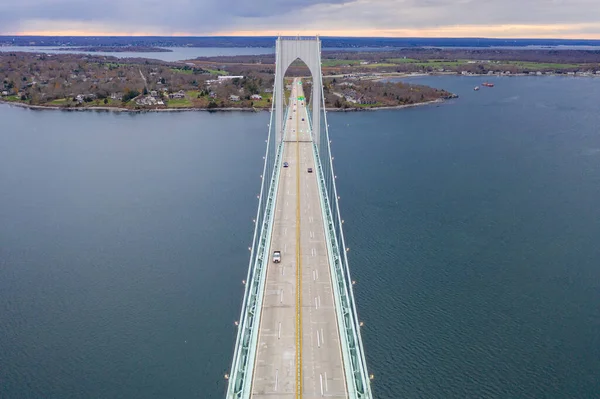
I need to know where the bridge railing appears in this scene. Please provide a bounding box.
[226,96,288,399]
[305,74,373,399]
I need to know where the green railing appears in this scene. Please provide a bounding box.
[226,100,288,399]
[304,73,373,398]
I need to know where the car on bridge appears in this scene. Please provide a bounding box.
[302,118,305,121]
[272,251,281,263]
[308,167,313,173]
[283,162,289,168]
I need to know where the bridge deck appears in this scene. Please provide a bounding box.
[251,79,348,398]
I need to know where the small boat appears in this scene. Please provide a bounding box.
[474,86,480,91]
[482,82,494,87]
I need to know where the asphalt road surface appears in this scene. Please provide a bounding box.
[251,78,348,399]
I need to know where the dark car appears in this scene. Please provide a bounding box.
[284,162,289,168]
[301,118,305,121]
[307,167,313,173]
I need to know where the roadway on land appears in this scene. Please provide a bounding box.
[251,78,348,398]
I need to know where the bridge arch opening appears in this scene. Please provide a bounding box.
[283,58,313,107]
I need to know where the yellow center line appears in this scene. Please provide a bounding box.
[295,80,303,399]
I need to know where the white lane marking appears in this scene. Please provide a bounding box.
[309,216,314,223]
[325,372,328,392]
[275,369,279,391]
[310,231,314,238]
[313,270,316,281]
[311,248,316,257]
[281,267,284,276]
[278,322,281,339]
[284,227,287,236]
[320,374,324,396]
[317,330,321,347]
[318,295,321,308]
[284,243,287,253]
[316,270,319,280]
[280,290,283,303]
[321,328,324,345]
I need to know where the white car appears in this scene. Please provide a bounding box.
[273,251,281,263]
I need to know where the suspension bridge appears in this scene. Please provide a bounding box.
[226,36,373,399]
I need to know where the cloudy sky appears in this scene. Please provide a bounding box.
[2,0,600,38]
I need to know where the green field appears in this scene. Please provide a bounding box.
[49,98,69,105]
[385,58,584,70]
[171,68,193,75]
[503,61,581,69]
[166,98,192,108]
[3,95,21,102]
[362,63,397,68]
[206,69,228,76]
[322,59,364,67]
[186,90,201,98]
[386,58,419,63]
[352,102,383,108]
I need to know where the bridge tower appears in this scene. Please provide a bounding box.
[275,36,321,148]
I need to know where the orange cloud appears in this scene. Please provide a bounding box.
[13,24,600,39]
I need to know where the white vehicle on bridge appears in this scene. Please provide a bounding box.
[272,251,281,263]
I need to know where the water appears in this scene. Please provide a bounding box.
[0,46,276,62]
[1,76,600,398]
[0,45,415,61]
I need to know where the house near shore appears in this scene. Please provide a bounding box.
[357,96,376,105]
[229,95,240,101]
[169,90,186,99]
[250,94,262,100]
[218,75,244,81]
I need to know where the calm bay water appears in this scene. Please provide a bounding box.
[0,46,411,61]
[1,76,600,398]
[0,46,275,61]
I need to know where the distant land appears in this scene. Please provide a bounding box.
[3,36,600,49]
[56,46,173,53]
[4,45,600,113]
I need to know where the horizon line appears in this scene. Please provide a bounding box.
[2,34,600,41]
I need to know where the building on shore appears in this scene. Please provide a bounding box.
[218,75,244,81]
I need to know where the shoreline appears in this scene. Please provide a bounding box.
[2,72,591,115]
[0,98,446,113]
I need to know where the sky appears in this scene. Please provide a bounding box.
[1,0,600,38]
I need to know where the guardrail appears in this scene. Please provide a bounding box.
[305,76,373,398]
[226,98,288,399]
